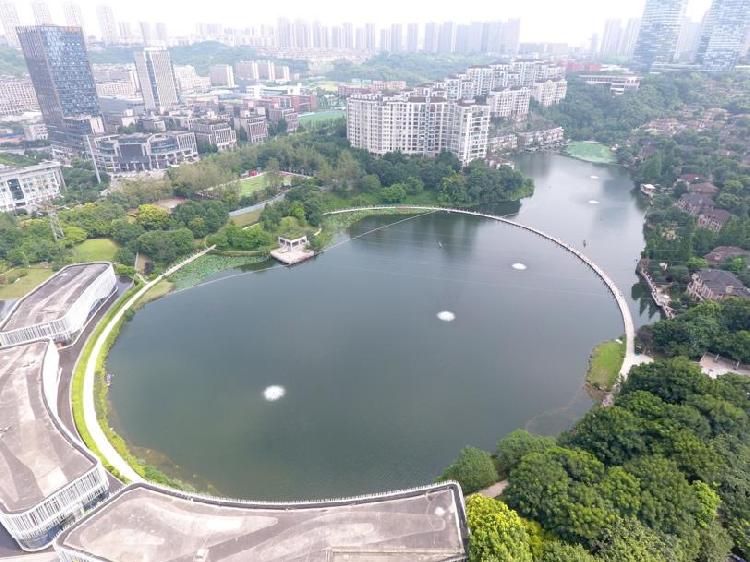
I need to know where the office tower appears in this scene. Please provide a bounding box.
[454,24,470,53]
[0,1,21,47]
[156,22,168,43]
[390,23,402,51]
[696,0,750,70]
[134,47,179,113]
[675,18,702,60]
[62,1,83,28]
[619,18,641,57]
[424,22,438,52]
[600,19,623,57]
[342,22,353,49]
[96,5,117,43]
[364,22,375,50]
[632,0,688,69]
[139,21,153,44]
[17,25,102,156]
[30,0,52,24]
[406,23,418,52]
[437,22,454,53]
[118,21,132,42]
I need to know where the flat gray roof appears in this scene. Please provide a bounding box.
[0,263,109,332]
[57,483,468,561]
[0,342,97,514]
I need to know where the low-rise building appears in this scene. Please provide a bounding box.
[697,208,732,232]
[488,133,519,152]
[688,181,719,196]
[94,132,198,174]
[704,246,750,266]
[233,113,268,144]
[191,119,237,152]
[675,192,714,216]
[268,107,299,133]
[209,64,236,88]
[0,341,109,551]
[0,77,39,116]
[0,263,117,347]
[688,268,750,301]
[579,74,642,95]
[0,161,63,214]
[95,80,137,98]
[517,127,565,150]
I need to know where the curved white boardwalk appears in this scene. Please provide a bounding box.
[81,247,215,483]
[325,206,642,402]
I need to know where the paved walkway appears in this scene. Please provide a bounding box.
[324,206,645,401]
[81,247,215,483]
[476,480,508,498]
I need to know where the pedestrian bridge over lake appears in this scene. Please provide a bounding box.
[324,205,642,399]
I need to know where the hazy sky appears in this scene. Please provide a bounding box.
[16,0,714,45]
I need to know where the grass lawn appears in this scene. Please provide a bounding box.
[238,174,293,197]
[0,266,53,299]
[299,109,346,125]
[231,208,262,227]
[586,339,626,392]
[72,239,119,263]
[566,141,617,165]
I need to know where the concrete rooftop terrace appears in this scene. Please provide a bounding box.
[0,342,97,513]
[0,263,109,332]
[56,482,468,561]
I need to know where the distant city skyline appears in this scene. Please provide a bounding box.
[2,0,714,45]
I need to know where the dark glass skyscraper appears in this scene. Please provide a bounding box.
[18,25,100,124]
[17,25,102,157]
[696,0,750,71]
[631,0,688,69]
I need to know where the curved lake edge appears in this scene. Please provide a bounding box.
[96,152,650,497]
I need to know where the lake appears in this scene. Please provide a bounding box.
[107,152,657,500]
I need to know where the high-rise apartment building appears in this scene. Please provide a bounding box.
[619,18,641,57]
[342,22,354,49]
[0,1,21,47]
[134,47,179,113]
[406,23,418,52]
[156,22,168,43]
[454,24,470,53]
[390,23,402,51]
[347,92,489,165]
[696,0,750,70]
[675,18,702,61]
[424,22,438,52]
[437,22,454,53]
[139,21,153,44]
[18,25,102,157]
[96,5,117,44]
[631,0,688,69]
[62,1,83,29]
[30,0,52,24]
[209,64,235,87]
[364,22,375,50]
[600,19,622,57]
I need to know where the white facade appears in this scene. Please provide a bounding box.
[487,87,531,120]
[192,120,237,151]
[347,92,489,165]
[0,78,39,115]
[0,263,117,347]
[532,79,568,107]
[0,161,63,213]
[0,341,109,551]
[134,47,179,113]
[209,64,235,87]
[0,0,21,47]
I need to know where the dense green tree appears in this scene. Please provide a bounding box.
[495,429,555,476]
[466,495,533,562]
[440,446,499,494]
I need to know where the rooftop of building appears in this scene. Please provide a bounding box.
[0,263,109,333]
[704,246,750,264]
[0,342,97,514]
[55,482,468,561]
[694,268,750,296]
[0,160,61,178]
